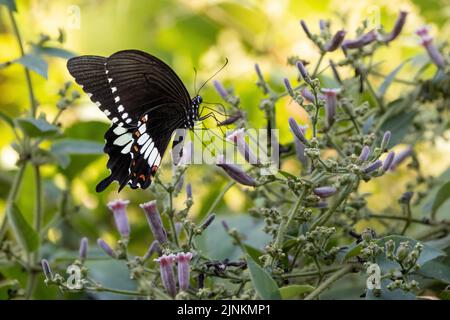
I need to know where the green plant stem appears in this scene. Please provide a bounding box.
[369,70,417,86]
[312,53,325,78]
[204,181,234,217]
[282,265,343,279]
[304,264,353,300]
[167,191,179,247]
[8,8,37,117]
[0,162,27,242]
[368,214,438,226]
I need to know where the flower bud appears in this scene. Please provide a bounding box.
[41,259,53,281]
[324,30,346,52]
[107,199,130,238]
[381,131,391,150]
[416,27,446,69]
[313,186,337,198]
[342,30,377,49]
[97,239,116,258]
[359,146,371,162]
[383,11,408,43]
[200,213,216,232]
[226,129,259,165]
[284,78,295,97]
[382,151,395,171]
[296,61,310,81]
[385,239,395,258]
[213,80,228,100]
[300,20,312,38]
[396,242,409,261]
[321,88,341,128]
[140,200,168,244]
[155,254,177,298]
[79,237,88,261]
[186,183,192,199]
[390,146,413,170]
[288,117,309,145]
[363,160,382,174]
[175,252,193,292]
[143,240,162,261]
[216,155,256,187]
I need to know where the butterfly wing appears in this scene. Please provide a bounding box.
[67,50,192,192]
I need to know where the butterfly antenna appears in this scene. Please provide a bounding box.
[196,58,229,95]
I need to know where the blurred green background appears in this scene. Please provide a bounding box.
[1,0,449,299]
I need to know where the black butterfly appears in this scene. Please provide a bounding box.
[67,50,202,192]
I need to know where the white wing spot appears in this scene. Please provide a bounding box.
[122,112,128,119]
[108,78,113,83]
[112,117,118,123]
[137,133,149,145]
[138,124,146,134]
[126,118,132,124]
[118,105,124,112]
[147,147,158,165]
[113,126,127,135]
[111,87,117,93]
[113,133,133,146]
[87,93,93,98]
[104,109,111,116]
[115,96,120,103]
[142,139,153,155]
[121,142,132,154]
[95,101,101,107]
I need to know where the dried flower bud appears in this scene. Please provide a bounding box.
[329,59,342,84]
[288,117,309,145]
[79,237,88,261]
[400,191,414,204]
[213,80,228,100]
[143,240,161,261]
[140,200,168,244]
[107,199,130,238]
[321,88,341,128]
[97,239,115,258]
[383,11,408,43]
[216,155,256,186]
[359,146,371,162]
[385,239,395,258]
[324,30,346,52]
[155,254,177,298]
[382,151,395,171]
[396,242,409,261]
[363,160,383,174]
[175,252,194,292]
[381,131,391,150]
[390,146,413,171]
[342,30,377,49]
[313,186,337,198]
[300,20,312,38]
[41,259,53,281]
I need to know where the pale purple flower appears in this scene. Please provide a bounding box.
[321,88,341,128]
[226,129,259,165]
[155,254,177,298]
[97,239,115,258]
[390,146,413,170]
[216,155,256,186]
[175,252,194,292]
[213,80,228,100]
[294,135,308,167]
[41,259,53,280]
[107,199,130,238]
[301,88,315,102]
[324,30,346,52]
[143,240,162,261]
[381,131,391,150]
[382,151,395,171]
[288,117,309,145]
[363,160,383,173]
[359,146,371,161]
[313,186,337,198]
[319,19,328,32]
[79,237,88,261]
[284,78,294,97]
[140,200,168,244]
[383,11,408,43]
[416,27,446,69]
[342,30,377,49]
[296,61,309,80]
[300,20,312,38]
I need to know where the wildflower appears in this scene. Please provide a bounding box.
[226,128,259,165]
[284,78,295,97]
[213,80,228,100]
[200,213,216,232]
[416,27,446,69]
[143,240,161,261]
[313,186,337,198]
[107,199,130,239]
[363,160,383,174]
[296,61,309,81]
[383,11,408,43]
[294,135,308,167]
[79,237,88,261]
[97,239,116,258]
[41,259,53,281]
[288,117,309,145]
[382,151,395,171]
[359,146,371,162]
[175,252,194,292]
[321,88,341,128]
[381,131,391,150]
[155,254,177,298]
[140,200,168,244]
[216,155,256,186]
[390,146,413,170]
[324,30,346,52]
[342,30,377,49]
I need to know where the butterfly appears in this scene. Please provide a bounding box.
[67,50,203,192]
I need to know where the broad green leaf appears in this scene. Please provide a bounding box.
[244,244,263,265]
[15,54,48,79]
[34,46,76,59]
[378,60,410,98]
[418,257,450,284]
[379,110,417,147]
[0,280,20,300]
[431,181,450,219]
[15,117,59,138]
[0,0,16,11]
[280,285,315,299]
[0,110,14,128]
[247,255,281,300]
[51,139,103,155]
[6,204,39,253]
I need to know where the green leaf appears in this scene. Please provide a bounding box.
[15,117,59,138]
[418,257,450,284]
[378,60,410,98]
[51,139,104,155]
[246,255,281,300]
[279,285,315,299]
[379,109,417,147]
[278,170,297,180]
[0,110,14,128]
[0,0,17,11]
[431,181,450,219]
[15,54,48,79]
[244,244,263,265]
[34,46,76,59]
[6,204,39,253]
